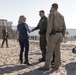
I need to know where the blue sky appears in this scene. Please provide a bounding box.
[0,0,76,29]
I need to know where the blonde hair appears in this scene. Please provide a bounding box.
[18,15,26,24]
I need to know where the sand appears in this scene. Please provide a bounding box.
[0,39,76,75]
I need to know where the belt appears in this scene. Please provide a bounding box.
[49,30,62,35]
[55,31,62,33]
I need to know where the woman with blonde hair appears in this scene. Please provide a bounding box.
[17,15,31,65]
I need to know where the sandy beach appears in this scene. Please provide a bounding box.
[0,39,76,75]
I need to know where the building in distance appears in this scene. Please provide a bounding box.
[0,19,12,29]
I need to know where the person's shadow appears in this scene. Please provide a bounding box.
[65,62,76,75]
[0,64,26,75]
[18,68,58,75]
[0,62,39,75]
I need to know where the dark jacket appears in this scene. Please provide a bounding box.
[2,29,8,39]
[17,23,28,41]
[33,16,48,35]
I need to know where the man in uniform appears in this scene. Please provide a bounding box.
[39,3,66,70]
[32,10,48,62]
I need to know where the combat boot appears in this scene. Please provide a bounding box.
[39,65,50,71]
[51,65,59,69]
